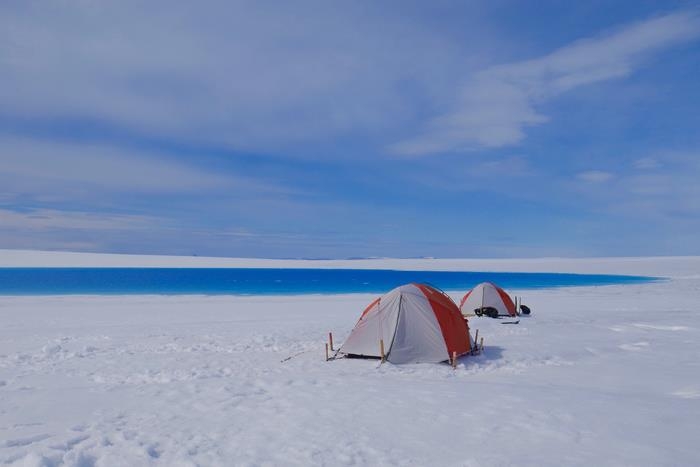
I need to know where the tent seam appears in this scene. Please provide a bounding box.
[386,291,403,360]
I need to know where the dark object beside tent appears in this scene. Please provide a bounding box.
[474,306,500,318]
[519,304,531,315]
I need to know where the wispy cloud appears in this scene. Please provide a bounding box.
[0,136,290,205]
[0,207,163,252]
[391,10,700,156]
[0,201,227,254]
[568,151,700,218]
[0,136,231,193]
[633,157,661,170]
[622,152,700,213]
[397,155,535,194]
[577,170,614,183]
[0,208,158,231]
[0,1,479,152]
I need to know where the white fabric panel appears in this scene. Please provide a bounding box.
[339,287,402,357]
[462,283,510,316]
[387,285,448,364]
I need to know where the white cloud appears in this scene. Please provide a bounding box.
[633,157,661,170]
[391,10,700,155]
[564,151,700,224]
[398,155,535,194]
[0,0,483,152]
[0,137,229,192]
[623,152,700,213]
[576,171,614,183]
[0,136,290,203]
[0,207,175,253]
[0,208,159,231]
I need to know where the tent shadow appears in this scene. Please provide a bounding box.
[458,345,505,366]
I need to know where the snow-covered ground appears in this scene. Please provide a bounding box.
[2,249,700,278]
[1,252,699,466]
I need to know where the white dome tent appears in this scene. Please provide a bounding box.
[339,283,472,364]
[459,282,517,318]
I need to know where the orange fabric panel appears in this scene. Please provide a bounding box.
[495,286,517,316]
[358,297,380,322]
[415,284,471,356]
[459,290,472,310]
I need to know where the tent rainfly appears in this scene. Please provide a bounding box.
[339,283,472,364]
[459,282,517,317]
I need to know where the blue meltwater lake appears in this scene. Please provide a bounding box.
[0,268,656,295]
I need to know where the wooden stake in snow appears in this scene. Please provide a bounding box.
[480,337,484,353]
[325,343,329,361]
[452,351,457,369]
[329,332,334,351]
[472,329,479,355]
[380,339,386,363]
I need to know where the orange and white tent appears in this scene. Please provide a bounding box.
[460,282,517,317]
[339,283,472,364]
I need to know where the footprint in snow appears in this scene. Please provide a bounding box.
[147,444,161,459]
[618,341,650,351]
[632,323,690,331]
[49,434,90,451]
[3,433,51,447]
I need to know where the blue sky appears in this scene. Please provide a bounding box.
[1,1,699,258]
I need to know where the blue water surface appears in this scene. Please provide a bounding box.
[0,268,657,295]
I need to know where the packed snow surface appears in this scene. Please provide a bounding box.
[1,252,699,466]
[2,249,699,278]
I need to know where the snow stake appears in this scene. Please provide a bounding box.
[451,351,457,369]
[380,339,386,363]
[325,343,329,361]
[480,337,484,352]
[472,329,479,355]
[329,332,334,351]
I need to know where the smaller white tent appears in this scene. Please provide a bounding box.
[459,282,516,317]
